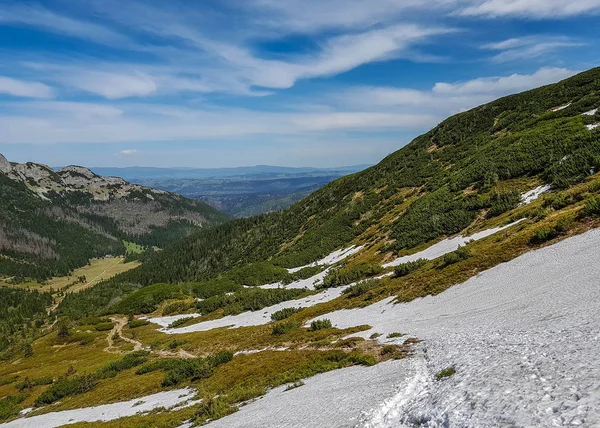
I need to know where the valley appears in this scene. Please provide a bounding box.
[1,68,600,427]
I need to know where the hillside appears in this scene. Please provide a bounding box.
[1,68,600,427]
[67,67,600,293]
[0,156,229,280]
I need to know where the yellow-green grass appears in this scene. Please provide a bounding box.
[123,241,144,254]
[128,321,371,356]
[1,257,140,295]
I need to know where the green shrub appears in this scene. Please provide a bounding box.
[35,375,98,406]
[282,265,324,285]
[0,375,18,386]
[486,190,521,218]
[320,263,383,289]
[310,319,332,331]
[271,307,303,321]
[168,317,196,329]
[387,332,404,338]
[342,279,380,298]
[394,259,427,277]
[582,196,600,217]
[0,395,25,421]
[435,367,456,380]
[128,319,150,329]
[440,245,471,267]
[95,351,150,380]
[15,376,53,392]
[168,340,186,349]
[136,352,232,387]
[194,396,238,423]
[530,218,571,245]
[79,317,111,326]
[272,321,301,335]
[382,345,397,355]
[94,322,114,332]
[226,262,289,287]
[196,288,305,316]
[162,300,194,316]
[110,283,188,315]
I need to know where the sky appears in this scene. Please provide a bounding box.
[0,0,599,168]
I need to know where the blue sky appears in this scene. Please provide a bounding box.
[0,0,599,168]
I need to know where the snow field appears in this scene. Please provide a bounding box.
[2,388,198,428]
[207,228,600,427]
[148,286,351,334]
[382,220,524,268]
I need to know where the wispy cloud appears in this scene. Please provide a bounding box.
[0,68,577,146]
[338,67,578,114]
[458,0,600,18]
[0,76,54,98]
[482,35,585,63]
[0,3,132,46]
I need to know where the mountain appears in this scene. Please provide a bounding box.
[86,164,371,180]
[130,166,369,218]
[60,66,600,310]
[0,155,229,280]
[3,68,600,427]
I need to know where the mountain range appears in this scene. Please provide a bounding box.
[0,155,228,280]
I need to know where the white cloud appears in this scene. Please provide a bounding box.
[337,67,578,116]
[0,3,131,46]
[67,71,158,99]
[459,0,600,18]
[0,68,579,147]
[118,149,138,157]
[432,67,577,95]
[482,36,584,63]
[0,76,54,98]
[0,100,436,145]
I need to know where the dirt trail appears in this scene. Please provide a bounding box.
[104,316,195,359]
[104,316,143,353]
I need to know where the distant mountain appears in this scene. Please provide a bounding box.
[0,155,229,280]
[131,167,369,217]
[85,164,371,180]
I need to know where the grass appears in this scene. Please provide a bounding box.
[435,367,456,380]
[123,241,144,255]
[1,257,140,296]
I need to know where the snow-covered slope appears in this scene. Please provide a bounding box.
[208,229,600,427]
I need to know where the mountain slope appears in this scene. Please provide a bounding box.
[0,156,229,280]
[57,67,600,316]
[120,68,600,280]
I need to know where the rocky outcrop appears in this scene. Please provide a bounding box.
[0,153,11,174]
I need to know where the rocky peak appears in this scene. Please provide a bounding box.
[0,153,12,174]
[58,165,98,179]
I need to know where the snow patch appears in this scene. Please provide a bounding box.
[586,123,599,130]
[582,108,598,116]
[551,102,571,112]
[259,268,330,290]
[287,246,364,273]
[383,220,523,268]
[158,287,350,334]
[142,313,200,328]
[2,388,197,428]
[520,184,551,205]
